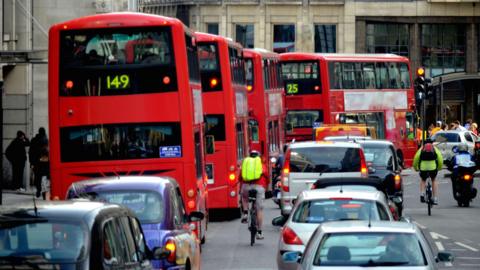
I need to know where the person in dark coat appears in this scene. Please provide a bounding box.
[5,131,30,192]
[29,127,49,197]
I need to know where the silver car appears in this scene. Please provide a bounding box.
[276,187,394,270]
[280,141,367,216]
[282,220,453,270]
[432,130,478,168]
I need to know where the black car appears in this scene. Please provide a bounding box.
[356,140,404,216]
[0,200,166,269]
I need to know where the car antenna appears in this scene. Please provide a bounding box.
[340,185,343,193]
[368,199,372,228]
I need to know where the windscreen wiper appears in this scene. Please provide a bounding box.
[360,259,410,266]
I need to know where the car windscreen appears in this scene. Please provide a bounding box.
[0,220,87,263]
[362,144,395,169]
[313,232,427,267]
[292,199,388,224]
[95,191,164,224]
[432,132,461,143]
[289,147,361,173]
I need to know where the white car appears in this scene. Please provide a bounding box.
[431,130,478,168]
[276,186,394,270]
[282,221,453,270]
[280,141,368,216]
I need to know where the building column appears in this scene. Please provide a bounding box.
[355,20,366,53]
[410,23,421,74]
[467,23,477,74]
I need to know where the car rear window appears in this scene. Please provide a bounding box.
[289,147,361,173]
[362,144,395,169]
[432,133,460,143]
[292,199,389,223]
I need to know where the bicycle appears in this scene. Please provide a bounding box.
[247,189,258,246]
[425,177,433,216]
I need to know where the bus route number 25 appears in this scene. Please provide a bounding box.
[286,83,299,94]
[106,74,130,90]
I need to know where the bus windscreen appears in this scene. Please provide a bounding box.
[60,122,182,162]
[59,27,176,96]
[281,61,321,95]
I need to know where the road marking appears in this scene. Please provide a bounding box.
[435,241,445,251]
[456,257,480,260]
[413,222,427,229]
[456,242,479,252]
[430,232,449,240]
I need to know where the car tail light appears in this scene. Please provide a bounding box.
[282,226,303,245]
[165,239,176,263]
[463,174,472,181]
[394,174,402,190]
[281,150,291,192]
[359,148,368,177]
[330,197,353,201]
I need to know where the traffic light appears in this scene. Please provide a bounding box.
[414,67,426,100]
[425,78,434,98]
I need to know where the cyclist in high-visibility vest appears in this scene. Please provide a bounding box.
[239,150,268,240]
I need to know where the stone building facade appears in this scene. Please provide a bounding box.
[140,0,480,126]
[1,0,135,187]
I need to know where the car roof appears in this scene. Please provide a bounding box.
[324,136,372,141]
[299,188,386,202]
[0,200,126,222]
[356,139,395,147]
[289,141,361,149]
[434,130,467,134]
[319,220,417,234]
[70,176,178,192]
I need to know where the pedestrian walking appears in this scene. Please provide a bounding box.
[28,127,49,197]
[469,122,478,135]
[5,131,30,192]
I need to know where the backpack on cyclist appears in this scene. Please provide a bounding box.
[420,143,437,161]
[241,156,263,182]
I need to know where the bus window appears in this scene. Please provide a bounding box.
[60,27,176,96]
[328,62,342,89]
[375,62,389,89]
[248,119,259,142]
[245,58,254,91]
[194,132,203,179]
[399,63,411,89]
[236,123,246,160]
[198,43,221,92]
[363,62,376,89]
[339,112,385,139]
[406,112,415,140]
[282,61,321,95]
[205,114,226,141]
[60,122,181,162]
[186,34,200,82]
[286,110,323,128]
[388,62,401,89]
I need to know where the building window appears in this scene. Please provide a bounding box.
[314,25,336,53]
[273,24,295,53]
[366,23,409,57]
[421,24,466,77]
[478,25,480,71]
[236,24,254,48]
[207,23,219,35]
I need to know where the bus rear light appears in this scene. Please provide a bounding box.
[187,189,195,198]
[394,174,402,190]
[187,200,196,209]
[165,239,176,263]
[163,76,171,84]
[210,78,218,88]
[314,85,320,91]
[282,226,303,245]
[53,196,60,201]
[229,173,236,181]
[63,25,68,29]
[247,85,253,91]
[65,80,74,89]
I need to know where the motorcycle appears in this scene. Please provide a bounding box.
[451,147,478,207]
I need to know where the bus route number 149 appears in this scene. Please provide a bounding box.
[286,83,299,94]
[107,74,130,90]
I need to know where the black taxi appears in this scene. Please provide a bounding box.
[0,200,166,269]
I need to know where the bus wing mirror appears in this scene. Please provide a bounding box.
[206,135,215,154]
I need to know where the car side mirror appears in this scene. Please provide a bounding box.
[152,247,170,260]
[399,216,411,223]
[282,251,302,264]
[272,215,288,227]
[436,251,454,263]
[188,211,205,222]
[368,166,376,174]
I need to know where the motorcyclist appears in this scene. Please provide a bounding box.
[450,144,476,182]
[413,139,443,205]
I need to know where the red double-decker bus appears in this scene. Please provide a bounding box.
[49,13,208,239]
[243,48,285,179]
[196,32,249,214]
[280,53,418,166]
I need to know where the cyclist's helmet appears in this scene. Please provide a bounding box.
[457,144,468,152]
[249,150,260,158]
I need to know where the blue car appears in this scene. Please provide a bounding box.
[67,176,204,270]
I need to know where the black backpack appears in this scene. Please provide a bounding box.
[420,143,437,161]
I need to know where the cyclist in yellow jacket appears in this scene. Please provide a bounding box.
[239,150,267,240]
[413,139,443,205]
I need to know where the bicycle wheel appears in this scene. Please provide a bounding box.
[426,182,432,216]
[249,208,257,246]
